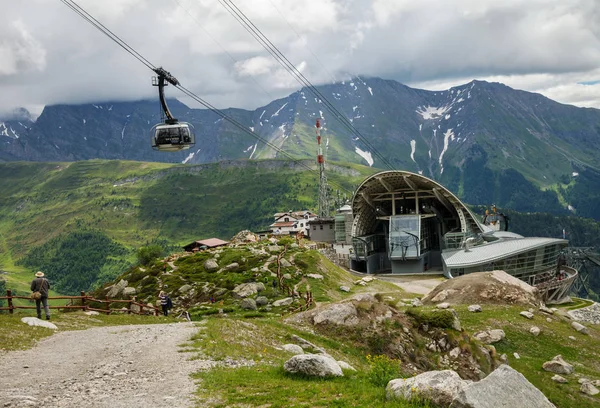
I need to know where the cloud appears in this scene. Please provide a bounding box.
[1,0,600,118]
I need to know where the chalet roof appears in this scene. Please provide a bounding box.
[183,238,229,250]
[271,221,296,228]
[273,210,317,220]
[308,217,335,224]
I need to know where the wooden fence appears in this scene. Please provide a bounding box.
[0,290,160,316]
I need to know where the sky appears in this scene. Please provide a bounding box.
[1,0,600,119]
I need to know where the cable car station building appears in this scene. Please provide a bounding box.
[349,171,576,303]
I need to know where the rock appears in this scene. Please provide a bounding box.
[122,287,136,296]
[568,336,576,341]
[362,276,375,282]
[450,365,556,408]
[84,311,100,316]
[449,309,462,331]
[21,317,58,330]
[255,296,268,306]
[474,329,505,344]
[580,382,600,396]
[283,273,292,280]
[578,378,590,384]
[411,298,423,307]
[437,302,451,309]
[539,305,554,315]
[339,286,351,292]
[224,262,240,272]
[352,293,376,302]
[387,370,467,407]
[213,288,228,297]
[178,284,192,294]
[313,303,359,326]
[204,259,219,272]
[337,361,357,371]
[571,321,589,335]
[430,289,458,303]
[499,354,508,364]
[281,344,304,355]
[546,318,553,323]
[449,347,461,359]
[307,274,324,280]
[520,311,534,319]
[255,282,266,292]
[232,283,261,299]
[273,297,294,307]
[280,258,292,268]
[566,302,600,325]
[542,355,574,375]
[530,326,541,336]
[240,298,257,311]
[514,353,520,360]
[552,375,568,383]
[267,245,281,253]
[468,304,482,313]
[283,354,343,377]
[107,279,128,298]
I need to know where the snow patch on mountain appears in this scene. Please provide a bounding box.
[416,105,450,120]
[272,103,287,117]
[438,129,454,174]
[368,87,373,96]
[355,146,374,167]
[410,140,416,163]
[182,149,200,164]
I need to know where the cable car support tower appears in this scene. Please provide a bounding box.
[316,119,330,217]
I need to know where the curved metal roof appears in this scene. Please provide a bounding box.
[351,170,485,237]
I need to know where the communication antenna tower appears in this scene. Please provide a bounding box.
[316,118,330,217]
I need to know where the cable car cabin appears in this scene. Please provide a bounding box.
[151,122,194,151]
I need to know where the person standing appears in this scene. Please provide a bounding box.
[30,271,50,320]
[159,291,169,316]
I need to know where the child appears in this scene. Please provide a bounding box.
[159,291,170,316]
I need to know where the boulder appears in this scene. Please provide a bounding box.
[307,274,324,280]
[107,279,128,298]
[255,296,269,306]
[273,297,294,307]
[337,361,356,371]
[204,259,219,272]
[21,317,58,330]
[281,344,304,355]
[520,311,534,319]
[313,303,359,326]
[539,305,554,315]
[339,286,351,292]
[437,302,451,309]
[387,370,467,407]
[530,326,541,337]
[122,287,136,296]
[283,354,343,377]
[178,284,193,294]
[468,305,482,313]
[473,329,505,344]
[580,382,599,396]
[240,298,257,311]
[450,365,556,408]
[224,262,240,272]
[542,355,574,375]
[232,283,261,299]
[571,322,589,335]
[280,258,292,268]
[551,375,568,383]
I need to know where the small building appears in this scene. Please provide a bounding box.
[183,238,229,252]
[308,217,335,243]
[335,204,353,245]
[270,210,317,236]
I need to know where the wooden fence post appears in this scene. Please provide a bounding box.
[81,291,86,310]
[7,289,13,314]
[105,295,110,314]
[129,296,134,314]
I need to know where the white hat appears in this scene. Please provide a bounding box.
[35,271,44,277]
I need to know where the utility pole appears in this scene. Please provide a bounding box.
[316,118,330,217]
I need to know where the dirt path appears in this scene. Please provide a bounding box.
[377,275,445,296]
[0,322,213,408]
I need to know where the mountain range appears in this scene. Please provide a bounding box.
[2,77,600,219]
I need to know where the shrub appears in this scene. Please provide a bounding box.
[405,308,455,329]
[366,354,402,387]
[137,245,164,266]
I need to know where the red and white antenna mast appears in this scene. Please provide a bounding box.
[316,118,330,217]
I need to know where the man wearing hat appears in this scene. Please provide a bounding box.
[30,271,51,320]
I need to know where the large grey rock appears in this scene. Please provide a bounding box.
[437,302,451,309]
[240,298,257,310]
[580,382,599,396]
[178,284,193,294]
[474,329,506,344]
[520,311,534,319]
[224,262,240,272]
[283,354,343,377]
[339,286,351,292]
[232,283,260,299]
[450,365,556,408]
[204,259,219,272]
[307,274,324,280]
[313,303,359,326]
[106,279,128,298]
[273,297,294,307]
[387,370,467,407]
[551,375,568,383]
[337,361,356,371]
[542,355,574,375]
[281,344,304,355]
[255,296,269,306]
[530,326,541,336]
[468,305,482,313]
[571,321,589,335]
[122,287,137,296]
[280,258,292,268]
[21,317,58,330]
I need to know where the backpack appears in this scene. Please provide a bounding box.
[166,296,173,309]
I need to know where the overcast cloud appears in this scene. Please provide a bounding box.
[1,0,600,118]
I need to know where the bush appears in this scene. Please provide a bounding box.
[366,354,402,387]
[137,245,163,266]
[405,308,455,329]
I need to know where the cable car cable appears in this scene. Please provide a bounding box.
[217,0,396,171]
[60,0,354,196]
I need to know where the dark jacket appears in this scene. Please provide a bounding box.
[30,278,50,297]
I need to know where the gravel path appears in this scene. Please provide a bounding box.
[0,322,214,408]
